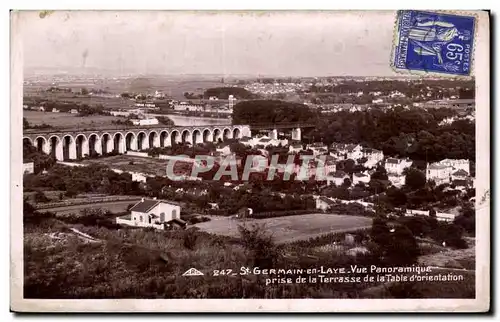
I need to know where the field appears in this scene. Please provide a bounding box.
[37,200,140,216]
[194,213,373,243]
[24,110,124,129]
[80,155,194,177]
[24,77,227,100]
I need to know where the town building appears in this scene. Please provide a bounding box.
[131,117,159,126]
[51,108,60,113]
[330,143,363,160]
[316,196,336,211]
[451,169,469,182]
[346,144,363,160]
[361,148,384,168]
[353,172,371,185]
[316,156,337,177]
[216,145,232,156]
[426,159,471,185]
[306,142,329,156]
[288,143,303,154]
[384,158,413,175]
[439,159,470,173]
[70,109,78,114]
[326,170,350,186]
[388,173,406,188]
[115,198,185,230]
[242,135,288,148]
[228,95,237,109]
[426,163,451,185]
[174,102,205,112]
[23,162,34,174]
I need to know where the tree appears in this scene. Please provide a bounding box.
[453,203,475,235]
[238,223,280,269]
[342,178,352,188]
[232,100,315,125]
[33,190,49,203]
[370,217,419,265]
[404,167,426,190]
[183,229,198,250]
[156,116,173,126]
[23,117,30,129]
[371,165,388,181]
[80,88,89,95]
[386,187,407,207]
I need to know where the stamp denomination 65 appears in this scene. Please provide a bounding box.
[392,10,475,76]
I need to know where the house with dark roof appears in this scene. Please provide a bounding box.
[116,198,182,230]
[316,196,337,211]
[326,170,350,186]
[451,169,469,181]
[345,144,363,160]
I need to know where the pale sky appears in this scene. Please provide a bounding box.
[18,10,397,76]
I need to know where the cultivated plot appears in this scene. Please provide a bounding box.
[195,213,373,243]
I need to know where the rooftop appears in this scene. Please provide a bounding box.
[331,170,348,178]
[130,199,179,213]
[386,158,401,165]
[318,196,336,205]
[452,169,469,176]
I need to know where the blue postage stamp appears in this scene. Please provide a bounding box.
[392,10,475,76]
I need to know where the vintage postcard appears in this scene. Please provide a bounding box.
[10,10,490,312]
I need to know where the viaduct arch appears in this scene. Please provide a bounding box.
[23,124,251,161]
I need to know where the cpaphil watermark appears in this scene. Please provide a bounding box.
[165,154,335,181]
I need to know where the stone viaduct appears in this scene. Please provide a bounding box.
[23,124,252,161]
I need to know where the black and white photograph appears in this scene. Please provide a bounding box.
[10,9,490,312]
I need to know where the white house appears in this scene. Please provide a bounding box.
[131,117,159,126]
[316,196,336,211]
[451,169,469,181]
[353,172,370,185]
[70,109,78,114]
[345,144,363,160]
[244,136,288,148]
[330,143,363,160]
[388,173,406,188]
[306,142,328,156]
[23,162,34,174]
[131,172,149,183]
[316,156,337,176]
[216,145,232,156]
[326,171,350,186]
[174,102,204,112]
[439,159,470,174]
[385,158,413,175]
[426,159,471,185]
[362,148,384,168]
[116,198,184,230]
[51,108,60,113]
[288,143,303,154]
[426,163,452,185]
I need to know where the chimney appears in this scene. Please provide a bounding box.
[141,198,145,202]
